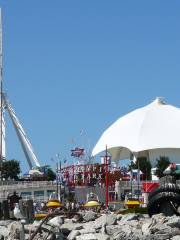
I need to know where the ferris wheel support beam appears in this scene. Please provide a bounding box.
[3,94,41,169]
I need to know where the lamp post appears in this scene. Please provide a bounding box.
[56,162,59,197]
[105,145,109,209]
[56,154,61,201]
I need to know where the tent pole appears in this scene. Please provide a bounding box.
[136,155,140,200]
[130,160,133,195]
[105,145,109,209]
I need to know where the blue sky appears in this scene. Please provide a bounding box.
[0,1,180,173]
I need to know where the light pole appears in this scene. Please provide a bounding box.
[56,162,59,198]
[105,145,109,209]
[56,154,61,201]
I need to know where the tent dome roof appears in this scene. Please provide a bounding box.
[92,98,180,161]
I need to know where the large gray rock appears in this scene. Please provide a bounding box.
[151,213,166,226]
[152,233,170,240]
[60,223,75,234]
[113,226,142,240]
[150,223,171,234]
[0,225,9,238]
[48,216,64,227]
[120,213,144,223]
[76,233,97,240]
[7,221,25,240]
[94,214,117,228]
[73,223,84,230]
[141,221,152,236]
[166,216,180,228]
[116,214,123,221]
[125,220,140,228]
[171,236,180,240]
[67,230,80,240]
[95,233,110,240]
[106,225,121,235]
[79,228,96,235]
[83,211,97,222]
[60,222,83,234]
[0,220,13,226]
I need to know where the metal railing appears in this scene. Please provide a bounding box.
[0,181,55,190]
[119,180,159,188]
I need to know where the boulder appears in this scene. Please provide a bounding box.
[94,233,110,240]
[171,236,180,240]
[83,211,97,222]
[166,216,180,228]
[79,228,96,235]
[0,225,9,238]
[106,225,121,235]
[151,213,166,226]
[120,213,143,222]
[94,214,117,228]
[48,216,64,227]
[141,221,152,236]
[67,230,80,240]
[73,224,84,230]
[116,214,123,221]
[0,220,13,226]
[76,233,97,240]
[152,233,170,240]
[60,223,75,234]
[7,221,25,240]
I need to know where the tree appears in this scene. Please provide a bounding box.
[131,157,152,180]
[46,168,56,181]
[155,156,170,178]
[2,159,20,180]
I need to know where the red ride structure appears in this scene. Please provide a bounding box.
[61,162,122,188]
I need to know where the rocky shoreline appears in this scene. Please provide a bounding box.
[0,211,180,240]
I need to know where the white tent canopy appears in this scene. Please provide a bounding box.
[92,97,180,161]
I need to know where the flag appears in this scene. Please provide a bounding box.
[71,147,84,158]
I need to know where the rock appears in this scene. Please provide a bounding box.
[151,213,166,226]
[95,233,110,240]
[55,232,64,240]
[171,236,180,240]
[94,214,117,228]
[126,220,140,228]
[120,213,144,222]
[60,222,83,234]
[79,228,96,235]
[72,214,83,223]
[0,220,13,226]
[116,214,123,221]
[48,216,64,227]
[106,225,121,235]
[152,233,170,240]
[7,221,25,240]
[73,223,83,230]
[166,216,180,228]
[0,226,9,238]
[76,233,97,240]
[60,223,75,234]
[83,211,97,222]
[67,230,80,240]
[141,221,152,236]
[150,224,171,234]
